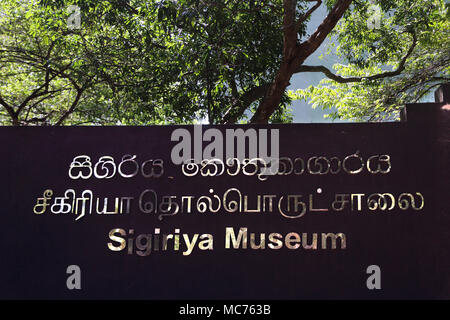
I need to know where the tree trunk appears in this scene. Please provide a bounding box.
[251,0,353,123]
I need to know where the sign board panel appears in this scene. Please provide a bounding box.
[0,121,448,299]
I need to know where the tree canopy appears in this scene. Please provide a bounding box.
[0,0,448,126]
[293,0,450,121]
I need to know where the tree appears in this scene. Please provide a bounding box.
[0,0,177,125]
[0,0,448,125]
[132,0,354,124]
[292,0,449,121]
[0,1,96,125]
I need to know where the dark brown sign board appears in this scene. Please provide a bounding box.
[0,102,448,300]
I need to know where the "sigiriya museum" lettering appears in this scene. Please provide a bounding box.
[107,227,346,256]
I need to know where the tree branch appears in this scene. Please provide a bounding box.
[296,0,322,32]
[294,31,417,83]
[23,111,56,125]
[295,0,353,60]
[283,0,298,58]
[221,84,271,124]
[15,72,60,116]
[54,88,84,126]
[0,93,18,125]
